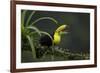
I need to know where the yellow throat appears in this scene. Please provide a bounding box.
[53,33,61,45]
[53,25,67,45]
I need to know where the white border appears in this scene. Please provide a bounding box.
[16,5,95,69]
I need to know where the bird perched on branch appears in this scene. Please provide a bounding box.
[36,25,68,58]
[40,25,67,46]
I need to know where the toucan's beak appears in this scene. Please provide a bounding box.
[56,25,68,32]
[62,25,69,32]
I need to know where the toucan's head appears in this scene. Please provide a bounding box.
[53,25,68,45]
[55,25,67,32]
[39,24,68,47]
[55,25,68,33]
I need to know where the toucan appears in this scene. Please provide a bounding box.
[36,25,68,58]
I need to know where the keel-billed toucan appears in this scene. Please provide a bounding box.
[40,25,67,46]
[36,25,68,58]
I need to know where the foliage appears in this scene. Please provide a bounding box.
[21,10,59,59]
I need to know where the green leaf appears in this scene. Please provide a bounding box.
[26,26,41,36]
[30,17,58,26]
[26,35,36,59]
[21,10,27,26]
[26,11,35,26]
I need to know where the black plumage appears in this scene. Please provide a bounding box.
[39,34,53,47]
[36,35,53,58]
